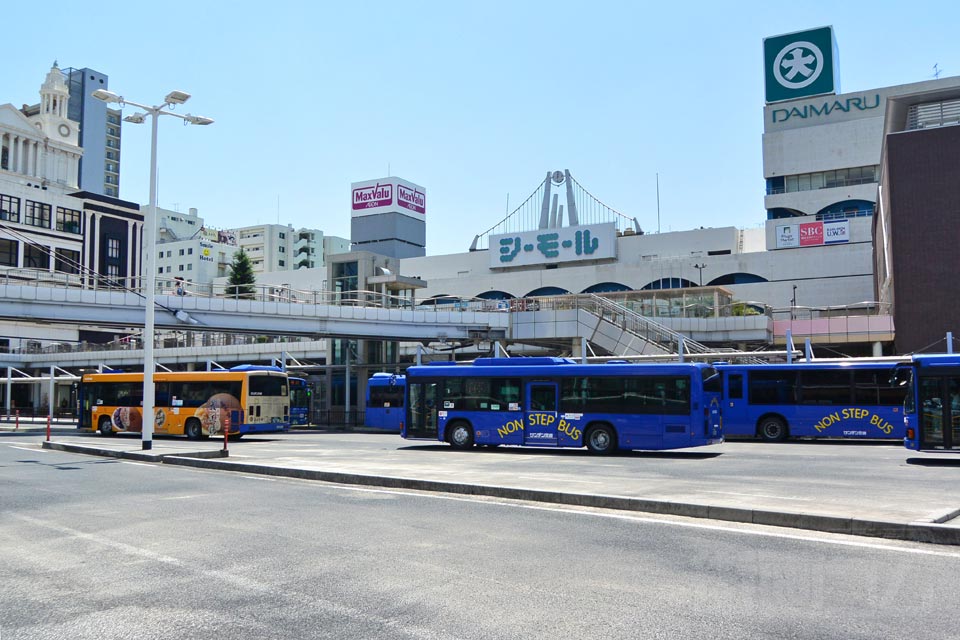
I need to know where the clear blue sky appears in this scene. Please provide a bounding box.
[3,1,958,254]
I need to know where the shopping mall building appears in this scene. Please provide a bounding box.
[382,27,960,356]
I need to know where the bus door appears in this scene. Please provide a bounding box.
[525,382,559,446]
[918,374,960,450]
[723,372,749,436]
[406,380,439,439]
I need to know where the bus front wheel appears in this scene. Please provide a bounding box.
[98,416,113,437]
[448,422,474,450]
[185,418,203,441]
[758,416,788,442]
[585,424,617,455]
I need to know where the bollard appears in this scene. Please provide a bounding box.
[15,409,19,432]
[46,414,51,442]
[223,412,230,453]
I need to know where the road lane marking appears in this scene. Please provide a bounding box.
[131,462,960,557]
[288,483,960,559]
[8,513,462,640]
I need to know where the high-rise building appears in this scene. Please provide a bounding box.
[63,67,121,197]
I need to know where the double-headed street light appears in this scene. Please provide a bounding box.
[92,88,213,450]
[692,262,706,287]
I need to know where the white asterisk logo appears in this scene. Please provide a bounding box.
[773,40,824,90]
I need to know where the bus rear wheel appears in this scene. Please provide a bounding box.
[98,416,113,437]
[585,424,616,455]
[185,418,203,441]
[448,422,474,450]
[758,416,788,442]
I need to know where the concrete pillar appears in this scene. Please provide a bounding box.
[872,341,883,357]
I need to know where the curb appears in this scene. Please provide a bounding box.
[42,441,228,461]
[159,455,960,546]
[40,442,960,546]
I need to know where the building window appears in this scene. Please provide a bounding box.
[279,232,286,239]
[0,195,20,222]
[158,267,164,274]
[767,165,880,195]
[24,244,50,269]
[166,266,171,273]
[0,239,17,266]
[24,201,51,228]
[179,265,184,271]
[107,151,115,160]
[166,251,172,257]
[56,207,81,234]
[279,260,285,267]
[107,264,119,277]
[107,238,120,260]
[279,246,286,253]
[54,248,80,274]
[187,263,192,270]
[188,248,193,255]
[179,249,185,256]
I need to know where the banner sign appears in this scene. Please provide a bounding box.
[776,220,849,248]
[351,177,426,220]
[490,223,617,268]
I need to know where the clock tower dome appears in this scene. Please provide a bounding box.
[36,62,79,146]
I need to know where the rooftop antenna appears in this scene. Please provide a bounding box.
[933,63,942,79]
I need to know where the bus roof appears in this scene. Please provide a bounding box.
[716,361,900,371]
[910,354,960,367]
[408,359,711,378]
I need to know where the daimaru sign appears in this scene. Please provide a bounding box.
[350,177,426,220]
[764,26,839,104]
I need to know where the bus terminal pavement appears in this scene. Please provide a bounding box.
[11,425,960,546]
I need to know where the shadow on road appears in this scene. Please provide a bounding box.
[906,457,960,467]
[397,444,722,459]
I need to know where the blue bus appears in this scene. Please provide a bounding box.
[365,373,405,431]
[898,354,960,452]
[717,362,907,441]
[402,357,722,454]
[289,377,311,426]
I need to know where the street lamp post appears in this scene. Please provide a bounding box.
[692,263,706,287]
[92,89,213,450]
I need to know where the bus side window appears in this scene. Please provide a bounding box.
[728,374,743,399]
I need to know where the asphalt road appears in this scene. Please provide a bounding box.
[2,441,959,640]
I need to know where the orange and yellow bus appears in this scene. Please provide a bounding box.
[78,366,290,439]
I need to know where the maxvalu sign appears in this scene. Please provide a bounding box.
[350,177,426,220]
[764,26,839,104]
[490,223,617,269]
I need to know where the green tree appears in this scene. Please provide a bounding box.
[227,249,256,299]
